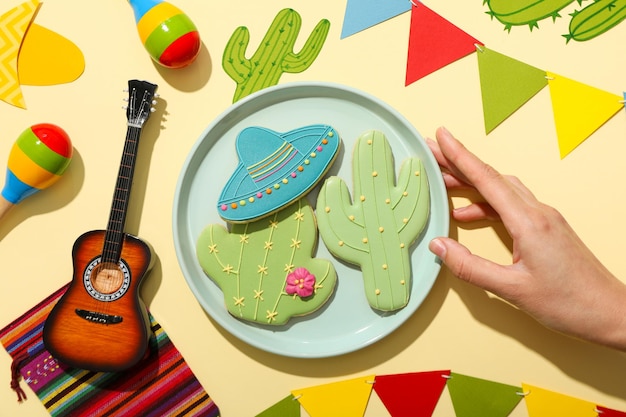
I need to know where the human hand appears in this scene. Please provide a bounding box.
[427,126,626,350]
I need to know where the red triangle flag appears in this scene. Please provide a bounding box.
[373,370,451,417]
[597,406,626,416]
[406,2,482,85]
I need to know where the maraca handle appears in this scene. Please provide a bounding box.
[0,196,14,221]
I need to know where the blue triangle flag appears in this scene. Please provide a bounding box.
[341,0,411,38]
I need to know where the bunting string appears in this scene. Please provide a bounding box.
[341,0,626,159]
[255,370,626,417]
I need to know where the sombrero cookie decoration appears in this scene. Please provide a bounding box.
[217,124,340,223]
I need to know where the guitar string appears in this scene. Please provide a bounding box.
[96,87,148,318]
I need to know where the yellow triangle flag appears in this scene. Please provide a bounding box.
[291,375,375,417]
[546,71,624,159]
[522,383,598,417]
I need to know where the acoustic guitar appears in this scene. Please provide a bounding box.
[43,80,158,372]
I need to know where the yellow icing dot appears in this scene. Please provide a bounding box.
[274,184,280,189]
[362,238,368,244]
[385,198,391,204]
[349,215,355,221]
[360,195,366,202]
[403,191,408,197]
[304,159,310,165]
[379,227,384,233]
[403,218,409,224]
[382,264,388,270]
[310,152,317,158]
[328,132,334,137]
[400,243,405,249]
[367,139,372,145]
[415,171,420,176]
[325,206,331,213]
[400,280,406,285]
[249,197,255,203]
[338,241,344,246]
[375,289,381,295]
[282,178,288,184]
[372,171,378,177]
[240,200,246,206]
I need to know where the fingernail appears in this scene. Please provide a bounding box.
[429,238,447,259]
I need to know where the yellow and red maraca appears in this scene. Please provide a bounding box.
[128,0,201,68]
[0,124,72,218]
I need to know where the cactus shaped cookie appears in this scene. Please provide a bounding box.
[222,8,330,103]
[196,198,337,325]
[316,131,430,311]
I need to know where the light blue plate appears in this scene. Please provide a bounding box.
[172,82,449,358]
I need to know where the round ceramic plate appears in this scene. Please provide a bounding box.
[173,82,449,358]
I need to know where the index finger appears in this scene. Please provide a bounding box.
[434,127,529,222]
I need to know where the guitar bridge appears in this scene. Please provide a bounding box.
[75,309,123,325]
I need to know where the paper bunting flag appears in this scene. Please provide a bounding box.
[291,375,375,417]
[546,71,624,159]
[255,394,301,417]
[597,406,626,416]
[476,46,548,133]
[447,373,523,417]
[373,370,450,417]
[522,383,598,417]
[406,2,482,86]
[341,0,411,39]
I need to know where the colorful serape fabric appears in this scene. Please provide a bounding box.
[1,284,220,417]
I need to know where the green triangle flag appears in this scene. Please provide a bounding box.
[447,373,523,417]
[255,394,301,417]
[291,375,375,417]
[476,46,548,133]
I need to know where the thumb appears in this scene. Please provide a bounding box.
[429,237,510,294]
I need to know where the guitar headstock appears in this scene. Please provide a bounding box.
[126,80,158,128]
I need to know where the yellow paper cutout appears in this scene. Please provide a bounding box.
[0,0,40,109]
[18,23,84,86]
[522,383,598,417]
[291,375,375,417]
[546,71,624,159]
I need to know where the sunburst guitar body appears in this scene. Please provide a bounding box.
[43,80,158,372]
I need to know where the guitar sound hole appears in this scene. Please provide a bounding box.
[91,262,125,295]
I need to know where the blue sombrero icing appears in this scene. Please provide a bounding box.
[217,124,340,222]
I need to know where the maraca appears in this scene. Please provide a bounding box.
[0,124,73,220]
[128,0,201,68]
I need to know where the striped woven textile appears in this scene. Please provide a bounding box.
[0,284,220,417]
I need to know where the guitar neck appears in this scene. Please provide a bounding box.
[102,125,143,264]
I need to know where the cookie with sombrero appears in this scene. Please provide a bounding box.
[217,124,340,223]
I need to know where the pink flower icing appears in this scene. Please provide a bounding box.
[285,267,316,298]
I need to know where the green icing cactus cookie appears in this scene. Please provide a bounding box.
[316,130,430,311]
[196,198,337,325]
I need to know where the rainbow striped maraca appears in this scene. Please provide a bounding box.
[128,0,201,68]
[0,124,72,219]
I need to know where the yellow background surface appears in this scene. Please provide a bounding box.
[1,1,625,415]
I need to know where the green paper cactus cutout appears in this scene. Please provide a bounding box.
[566,0,626,42]
[222,8,330,103]
[316,131,430,311]
[196,198,337,325]
[485,0,626,40]
[485,0,578,31]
